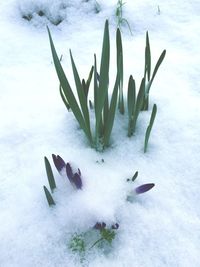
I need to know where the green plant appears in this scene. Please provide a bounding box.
[69,222,119,258]
[42,156,155,259]
[43,156,56,206]
[43,155,83,206]
[48,20,120,151]
[126,171,155,202]
[142,32,166,110]
[90,227,116,249]
[43,186,55,206]
[48,20,166,152]
[69,233,86,254]
[115,0,132,35]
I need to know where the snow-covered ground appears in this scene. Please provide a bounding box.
[0,0,200,266]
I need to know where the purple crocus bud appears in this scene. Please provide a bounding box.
[72,172,82,190]
[66,163,73,183]
[111,223,119,230]
[94,222,106,230]
[135,183,155,194]
[52,154,66,173]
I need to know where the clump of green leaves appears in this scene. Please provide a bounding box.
[48,20,120,151]
[48,20,166,152]
[43,154,83,206]
[69,233,86,254]
[68,222,118,258]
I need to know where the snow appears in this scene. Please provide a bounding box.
[0,0,200,266]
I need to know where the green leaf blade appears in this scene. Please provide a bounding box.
[127,75,135,121]
[129,78,145,136]
[96,20,110,126]
[43,186,56,206]
[116,27,124,114]
[149,49,166,92]
[103,72,119,147]
[44,156,56,192]
[144,104,157,153]
[69,50,92,142]
[85,66,94,94]
[145,31,151,81]
[47,27,92,144]
[59,85,70,110]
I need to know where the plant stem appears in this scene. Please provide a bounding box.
[89,237,104,249]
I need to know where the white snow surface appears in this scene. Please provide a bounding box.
[0,0,200,266]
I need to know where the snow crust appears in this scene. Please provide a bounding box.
[0,0,200,266]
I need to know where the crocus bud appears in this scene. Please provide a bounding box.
[52,154,66,173]
[94,222,106,230]
[135,183,155,194]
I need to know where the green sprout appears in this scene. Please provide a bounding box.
[115,0,133,35]
[90,228,116,249]
[68,223,118,259]
[69,233,86,254]
[43,156,56,206]
[43,186,55,206]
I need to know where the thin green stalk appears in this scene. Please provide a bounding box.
[144,104,157,152]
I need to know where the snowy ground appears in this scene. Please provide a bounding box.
[0,0,200,266]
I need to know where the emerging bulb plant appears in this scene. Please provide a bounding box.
[52,154,82,189]
[69,221,120,257]
[43,154,83,206]
[48,20,166,152]
[42,155,155,257]
[126,171,155,202]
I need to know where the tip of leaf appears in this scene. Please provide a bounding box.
[52,154,66,173]
[135,183,155,194]
[73,173,83,190]
[66,162,73,182]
